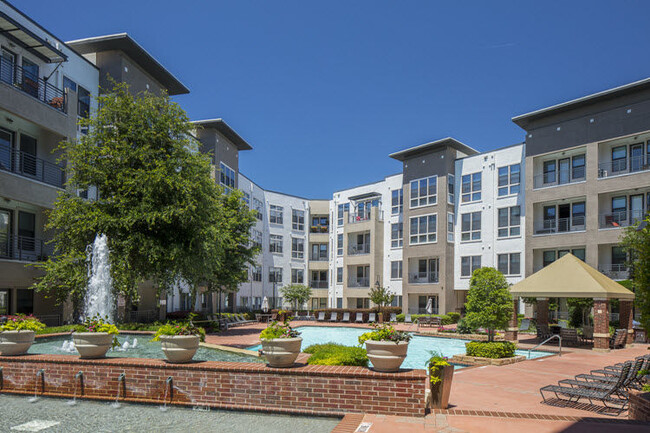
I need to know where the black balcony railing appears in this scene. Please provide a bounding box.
[309,280,328,289]
[0,57,66,113]
[0,233,53,262]
[0,142,65,188]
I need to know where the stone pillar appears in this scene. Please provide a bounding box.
[593,298,610,352]
[619,299,634,345]
[505,298,519,341]
[536,298,549,327]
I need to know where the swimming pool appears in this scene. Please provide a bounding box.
[248,326,551,369]
[30,335,263,363]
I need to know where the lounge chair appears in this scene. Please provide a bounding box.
[317,312,325,321]
[575,358,644,386]
[610,329,627,349]
[580,326,593,344]
[368,313,376,323]
[341,312,350,322]
[560,328,580,346]
[330,312,338,322]
[558,359,641,395]
[540,362,631,409]
[519,318,530,331]
[404,314,412,324]
[537,324,552,341]
[389,313,397,322]
[355,313,364,323]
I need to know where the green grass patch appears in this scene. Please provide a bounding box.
[304,343,368,367]
[465,341,516,359]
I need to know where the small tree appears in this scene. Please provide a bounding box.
[621,219,649,332]
[369,285,394,317]
[464,267,513,342]
[280,284,312,310]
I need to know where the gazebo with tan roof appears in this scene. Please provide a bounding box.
[506,253,635,351]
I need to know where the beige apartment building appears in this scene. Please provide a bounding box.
[308,199,330,309]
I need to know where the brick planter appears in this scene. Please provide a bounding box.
[0,354,426,417]
[629,390,650,422]
[451,354,526,366]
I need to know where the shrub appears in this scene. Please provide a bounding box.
[0,315,46,332]
[152,322,206,342]
[447,312,461,324]
[465,341,516,359]
[464,267,513,342]
[260,319,300,339]
[358,323,412,345]
[456,319,475,334]
[37,325,85,335]
[304,343,368,367]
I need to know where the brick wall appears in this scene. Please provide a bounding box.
[629,390,650,422]
[0,354,426,417]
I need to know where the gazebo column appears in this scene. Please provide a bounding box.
[505,298,519,341]
[593,298,610,352]
[536,298,549,327]
[619,299,634,345]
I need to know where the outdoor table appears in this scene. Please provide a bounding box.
[257,314,272,323]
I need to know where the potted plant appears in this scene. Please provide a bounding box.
[152,315,206,363]
[73,315,120,359]
[0,315,45,356]
[260,319,302,367]
[358,323,412,372]
[426,353,454,409]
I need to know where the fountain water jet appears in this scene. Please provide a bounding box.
[68,371,83,406]
[84,234,115,323]
[28,369,44,403]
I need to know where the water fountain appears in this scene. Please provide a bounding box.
[28,369,44,403]
[67,371,83,406]
[84,234,115,323]
[159,376,173,412]
[111,373,125,408]
[0,366,3,391]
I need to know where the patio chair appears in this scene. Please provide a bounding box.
[537,324,552,341]
[341,312,350,322]
[270,312,278,322]
[389,313,397,323]
[368,313,376,323]
[558,359,641,395]
[418,316,432,327]
[329,312,338,322]
[539,362,631,410]
[355,313,364,323]
[317,312,325,321]
[580,326,593,344]
[560,328,580,346]
[404,314,412,324]
[431,316,442,327]
[610,329,627,349]
[519,318,530,331]
[575,358,644,385]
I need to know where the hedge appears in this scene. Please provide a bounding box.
[313,307,402,322]
[303,343,369,366]
[465,341,517,359]
[395,313,458,325]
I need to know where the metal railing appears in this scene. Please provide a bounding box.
[309,280,328,289]
[599,210,645,229]
[533,169,585,189]
[0,233,53,262]
[348,212,371,223]
[0,57,66,113]
[408,272,439,284]
[34,314,61,327]
[309,254,328,262]
[408,308,439,314]
[0,142,65,188]
[598,155,650,178]
[348,278,369,288]
[529,334,562,358]
[534,216,585,235]
[128,310,158,323]
[309,225,329,233]
[348,243,370,255]
[598,264,629,281]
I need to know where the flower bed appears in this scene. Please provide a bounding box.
[303,343,368,366]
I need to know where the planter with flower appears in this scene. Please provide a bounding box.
[73,315,120,359]
[426,354,454,409]
[358,324,412,372]
[0,315,45,356]
[260,319,302,368]
[152,316,206,363]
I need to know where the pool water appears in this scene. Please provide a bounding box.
[248,326,551,369]
[30,335,263,363]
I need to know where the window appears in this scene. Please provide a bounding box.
[337,203,349,225]
[391,261,403,279]
[219,162,236,192]
[413,259,439,283]
[543,250,556,267]
[543,248,585,267]
[269,234,283,254]
[292,209,305,231]
[543,160,556,184]
[572,155,585,180]
[461,172,481,202]
[391,189,403,214]
[461,256,481,277]
[409,214,437,244]
[410,176,437,207]
[497,253,521,275]
[270,205,283,225]
[448,174,455,204]
[498,164,520,196]
[612,146,627,173]
[447,212,454,242]
[572,202,585,227]
[391,222,403,248]
[269,267,282,283]
[77,85,90,119]
[291,237,304,259]
[291,268,304,284]
[253,198,263,220]
[337,234,343,255]
[242,192,250,207]
[336,267,343,283]
[310,216,329,232]
[612,246,626,267]
[461,212,481,241]
[310,270,328,288]
[497,206,521,238]
[311,243,328,261]
[251,229,262,250]
[252,266,262,282]
[63,76,77,93]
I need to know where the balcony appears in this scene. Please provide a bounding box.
[598,155,650,178]
[408,272,439,284]
[309,254,328,262]
[348,243,370,255]
[599,210,645,229]
[348,210,384,224]
[309,280,328,289]
[533,168,585,189]
[534,216,585,235]
[309,224,329,234]
[0,57,65,113]
[0,234,53,262]
[0,142,65,188]
[598,264,629,281]
[348,278,369,288]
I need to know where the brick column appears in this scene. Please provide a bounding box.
[505,298,519,341]
[536,298,549,327]
[619,299,634,345]
[593,298,610,351]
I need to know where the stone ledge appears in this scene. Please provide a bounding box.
[418,332,504,342]
[629,390,650,422]
[451,354,526,366]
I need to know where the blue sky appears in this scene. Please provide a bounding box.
[18,1,650,198]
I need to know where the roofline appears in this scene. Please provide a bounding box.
[66,33,190,95]
[512,77,650,128]
[454,142,524,162]
[332,172,403,195]
[239,172,328,201]
[389,137,479,161]
[192,118,252,151]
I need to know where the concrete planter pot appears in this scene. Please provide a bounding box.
[365,340,409,372]
[0,330,36,356]
[428,364,454,409]
[160,335,200,363]
[73,332,114,359]
[261,337,302,368]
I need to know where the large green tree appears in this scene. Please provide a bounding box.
[280,284,312,310]
[33,83,257,316]
[369,285,394,317]
[464,267,513,342]
[621,219,650,332]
